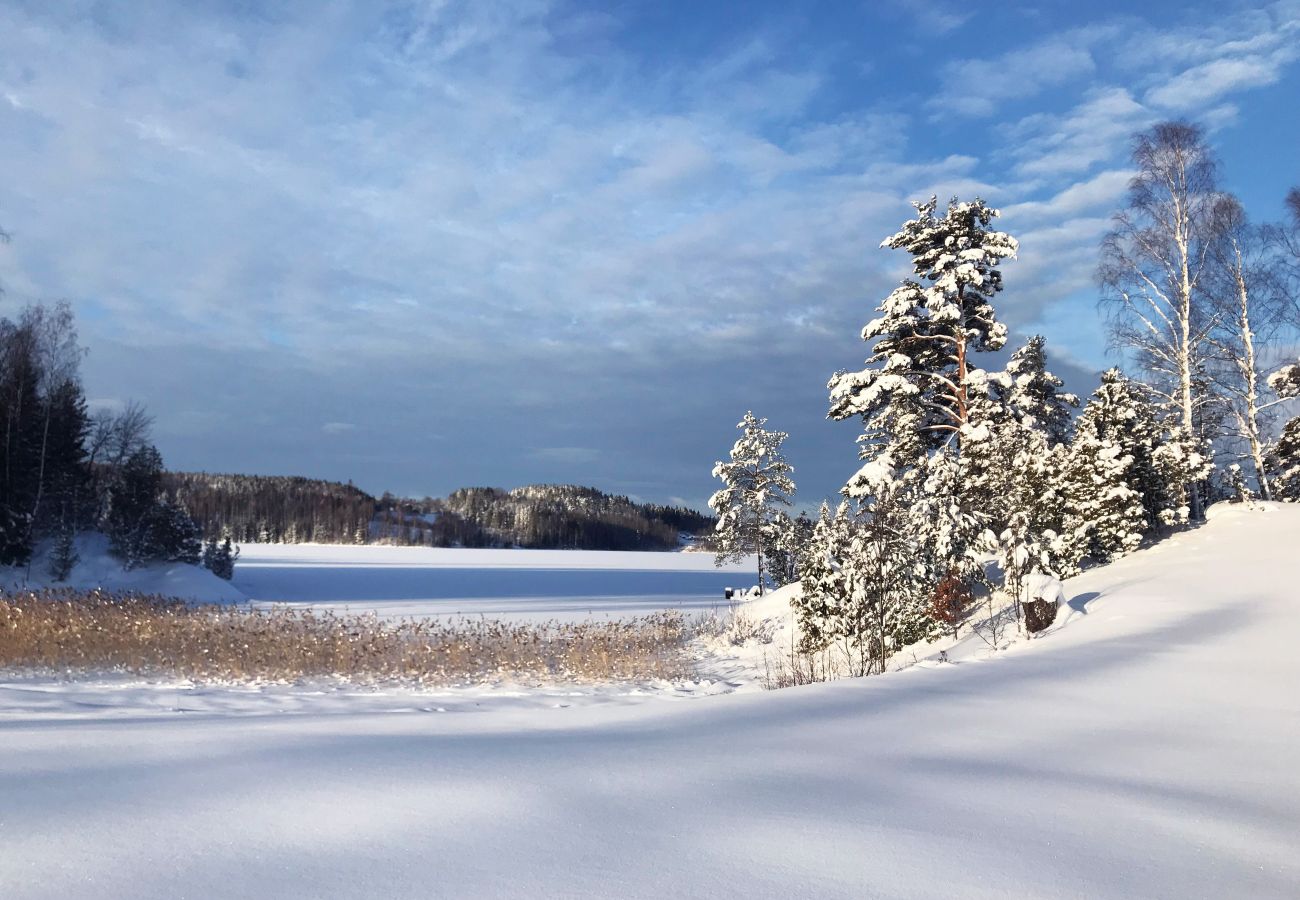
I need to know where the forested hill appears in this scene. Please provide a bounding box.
[162,472,377,544]
[393,484,714,550]
[164,474,714,550]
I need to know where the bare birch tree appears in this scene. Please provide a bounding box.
[1263,187,1300,327]
[1206,196,1297,500]
[1099,121,1222,520]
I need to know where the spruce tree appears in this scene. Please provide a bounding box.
[793,503,853,654]
[1073,369,1196,531]
[1059,427,1146,570]
[991,335,1078,446]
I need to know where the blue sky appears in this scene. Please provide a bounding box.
[0,0,1297,510]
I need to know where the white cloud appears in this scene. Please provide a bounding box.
[931,31,1106,118]
[1146,47,1298,111]
[1010,88,1152,179]
[889,0,974,35]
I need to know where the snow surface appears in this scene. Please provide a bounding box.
[3,504,1299,898]
[235,542,755,622]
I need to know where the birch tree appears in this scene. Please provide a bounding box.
[1099,121,1221,520]
[1263,188,1300,325]
[1207,196,1294,499]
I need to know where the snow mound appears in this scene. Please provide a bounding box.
[2,532,246,605]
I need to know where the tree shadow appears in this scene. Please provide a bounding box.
[1068,591,1102,614]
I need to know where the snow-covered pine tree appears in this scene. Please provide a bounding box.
[990,335,1079,446]
[158,502,202,564]
[709,411,795,594]
[1270,361,1300,402]
[829,196,1017,497]
[984,422,1072,603]
[827,197,1017,614]
[793,490,930,677]
[1267,362,1300,500]
[1269,418,1300,500]
[907,444,988,590]
[203,535,238,580]
[792,502,853,654]
[1059,422,1145,570]
[760,510,813,589]
[1071,368,1205,532]
[1151,428,1215,522]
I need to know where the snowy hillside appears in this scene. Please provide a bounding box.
[2,503,1297,898]
[1,533,245,605]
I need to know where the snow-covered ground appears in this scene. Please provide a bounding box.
[235,542,754,621]
[2,503,1298,898]
[1,533,245,604]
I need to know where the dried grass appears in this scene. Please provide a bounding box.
[0,588,692,685]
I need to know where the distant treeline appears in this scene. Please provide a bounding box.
[162,472,375,544]
[378,485,713,550]
[164,475,715,551]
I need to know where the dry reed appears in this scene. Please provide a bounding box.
[0,588,692,685]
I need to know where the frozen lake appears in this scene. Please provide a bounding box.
[234,543,756,621]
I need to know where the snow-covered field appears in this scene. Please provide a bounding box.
[3,504,1299,898]
[235,543,754,621]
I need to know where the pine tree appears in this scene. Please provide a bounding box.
[105,445,166,568]
[1266,362,1300,500]
[793,503,853,654]
[0,317,42,565]
[793,492,932,677]
[760,510,813,589]
[1269,418,1300,501]
[203,535,238,580]
[105,444,203,568]
[829,196,1017,497]
[709,412,795,593]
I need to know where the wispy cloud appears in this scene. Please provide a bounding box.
[930,30,1107,119]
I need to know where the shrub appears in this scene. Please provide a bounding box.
[929,572,972,638]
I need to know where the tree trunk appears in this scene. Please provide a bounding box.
[1176,195,1204,521]
[1235,249,1271,501]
